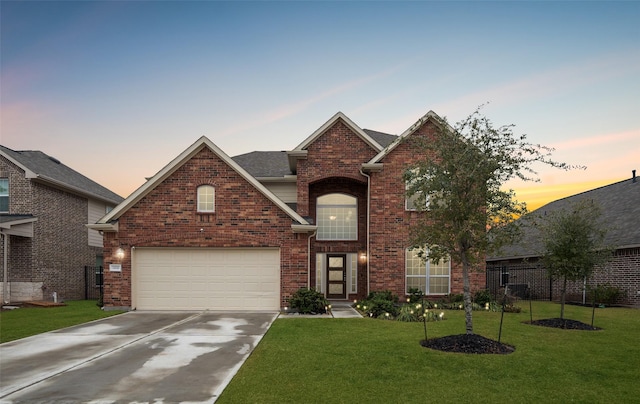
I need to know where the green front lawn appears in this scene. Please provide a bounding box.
[218,301,639,403]
[0,300,123,343]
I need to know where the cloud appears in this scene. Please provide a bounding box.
[512,178,620,212]
[215,64,407,138]
[433,50,640,118]
[548,129,639,151]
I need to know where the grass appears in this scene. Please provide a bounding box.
[218,301,640,403]
[0,300,123,343]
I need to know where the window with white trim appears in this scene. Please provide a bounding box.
[197,185,215,212]
[405,248,450,295]
[0,178,8,213]
[316,193,357,240]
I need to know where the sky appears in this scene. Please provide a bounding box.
[1,1,639,212]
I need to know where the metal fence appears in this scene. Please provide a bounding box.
[84,265,103,301]
[486,263,553,301]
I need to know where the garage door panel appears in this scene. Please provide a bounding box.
[134,248,280,311]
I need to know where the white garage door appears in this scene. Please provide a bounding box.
[133,248,280,311]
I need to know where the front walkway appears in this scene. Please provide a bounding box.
[279,301,362,318]
[329,301,362,318]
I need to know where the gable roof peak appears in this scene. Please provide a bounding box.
[97,135,309,226]
[0,144,123,204]
[367,109,447,165]
[292,111,384,152]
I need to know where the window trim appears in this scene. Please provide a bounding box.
[0,178,8,213]
[405,247,451,295]
[405,169,430,211]
[197,185,215,213]
[316,193,358,241]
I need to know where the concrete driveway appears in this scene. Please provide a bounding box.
[0,311,277,403]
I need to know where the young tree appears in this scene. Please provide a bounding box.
[405,107,576,335]
[539,200,612,320]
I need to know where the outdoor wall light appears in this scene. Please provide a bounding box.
[360,253,367,262]
[115,247,125,260]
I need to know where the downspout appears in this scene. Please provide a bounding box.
[307,230,317,289]
[359,169,371,295]
[2,231,8,304]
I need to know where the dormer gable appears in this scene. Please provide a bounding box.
[287,112,385,173]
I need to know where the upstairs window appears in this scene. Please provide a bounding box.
[197,185,215,213]
[317,193,357,240]
[0,178,8,213]
[405,169,429,211]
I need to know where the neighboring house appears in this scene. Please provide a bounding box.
[0,146,123,304]
[90,111,484,311]
[487,173,640,307]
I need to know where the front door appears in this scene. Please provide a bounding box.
[326,254,346,299]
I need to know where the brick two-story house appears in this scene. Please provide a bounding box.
[1,146,123,303]
[91,111,484,311]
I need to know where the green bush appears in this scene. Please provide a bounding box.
[288,288,329,314]
[395,304,420,322]
[407,288,424,303]
[446,293,464,303]
[588,283,626,305]
[355,290,398,318]
[473,289,493,306]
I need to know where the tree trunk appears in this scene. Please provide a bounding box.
[560,276,567,320]
[462,256,473,335]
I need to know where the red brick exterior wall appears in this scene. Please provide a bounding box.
[0,155,102,301]
[368,120,484,298]
[103,117,488,308]
[295,120,378,300]
[103,147,309,309]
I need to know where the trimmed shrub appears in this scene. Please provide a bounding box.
[288,288,329,314]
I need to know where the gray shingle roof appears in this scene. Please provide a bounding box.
[232,130,397,178]
[0,214,36,224]
[231,151,292,177]
[363,129,397,148]
[489,176,640,260]
[0,145,124,204]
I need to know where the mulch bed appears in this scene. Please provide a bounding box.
[421,334,515,354]
[526,318,601,330]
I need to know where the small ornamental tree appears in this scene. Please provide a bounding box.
[539,200,612,319]
[405,106,577,335]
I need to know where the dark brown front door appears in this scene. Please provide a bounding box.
[326,254,346,299]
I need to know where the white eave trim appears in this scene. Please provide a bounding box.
[31,175,122,205]
[98,136,310,226]
[255,175,297,183]
[286,150,307,173]
[368,110,448,164]
[292,112,383,152]
[86,222,119,232]
[291,224,318,233]
[0,217,38,229]
[361,163,383,172]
